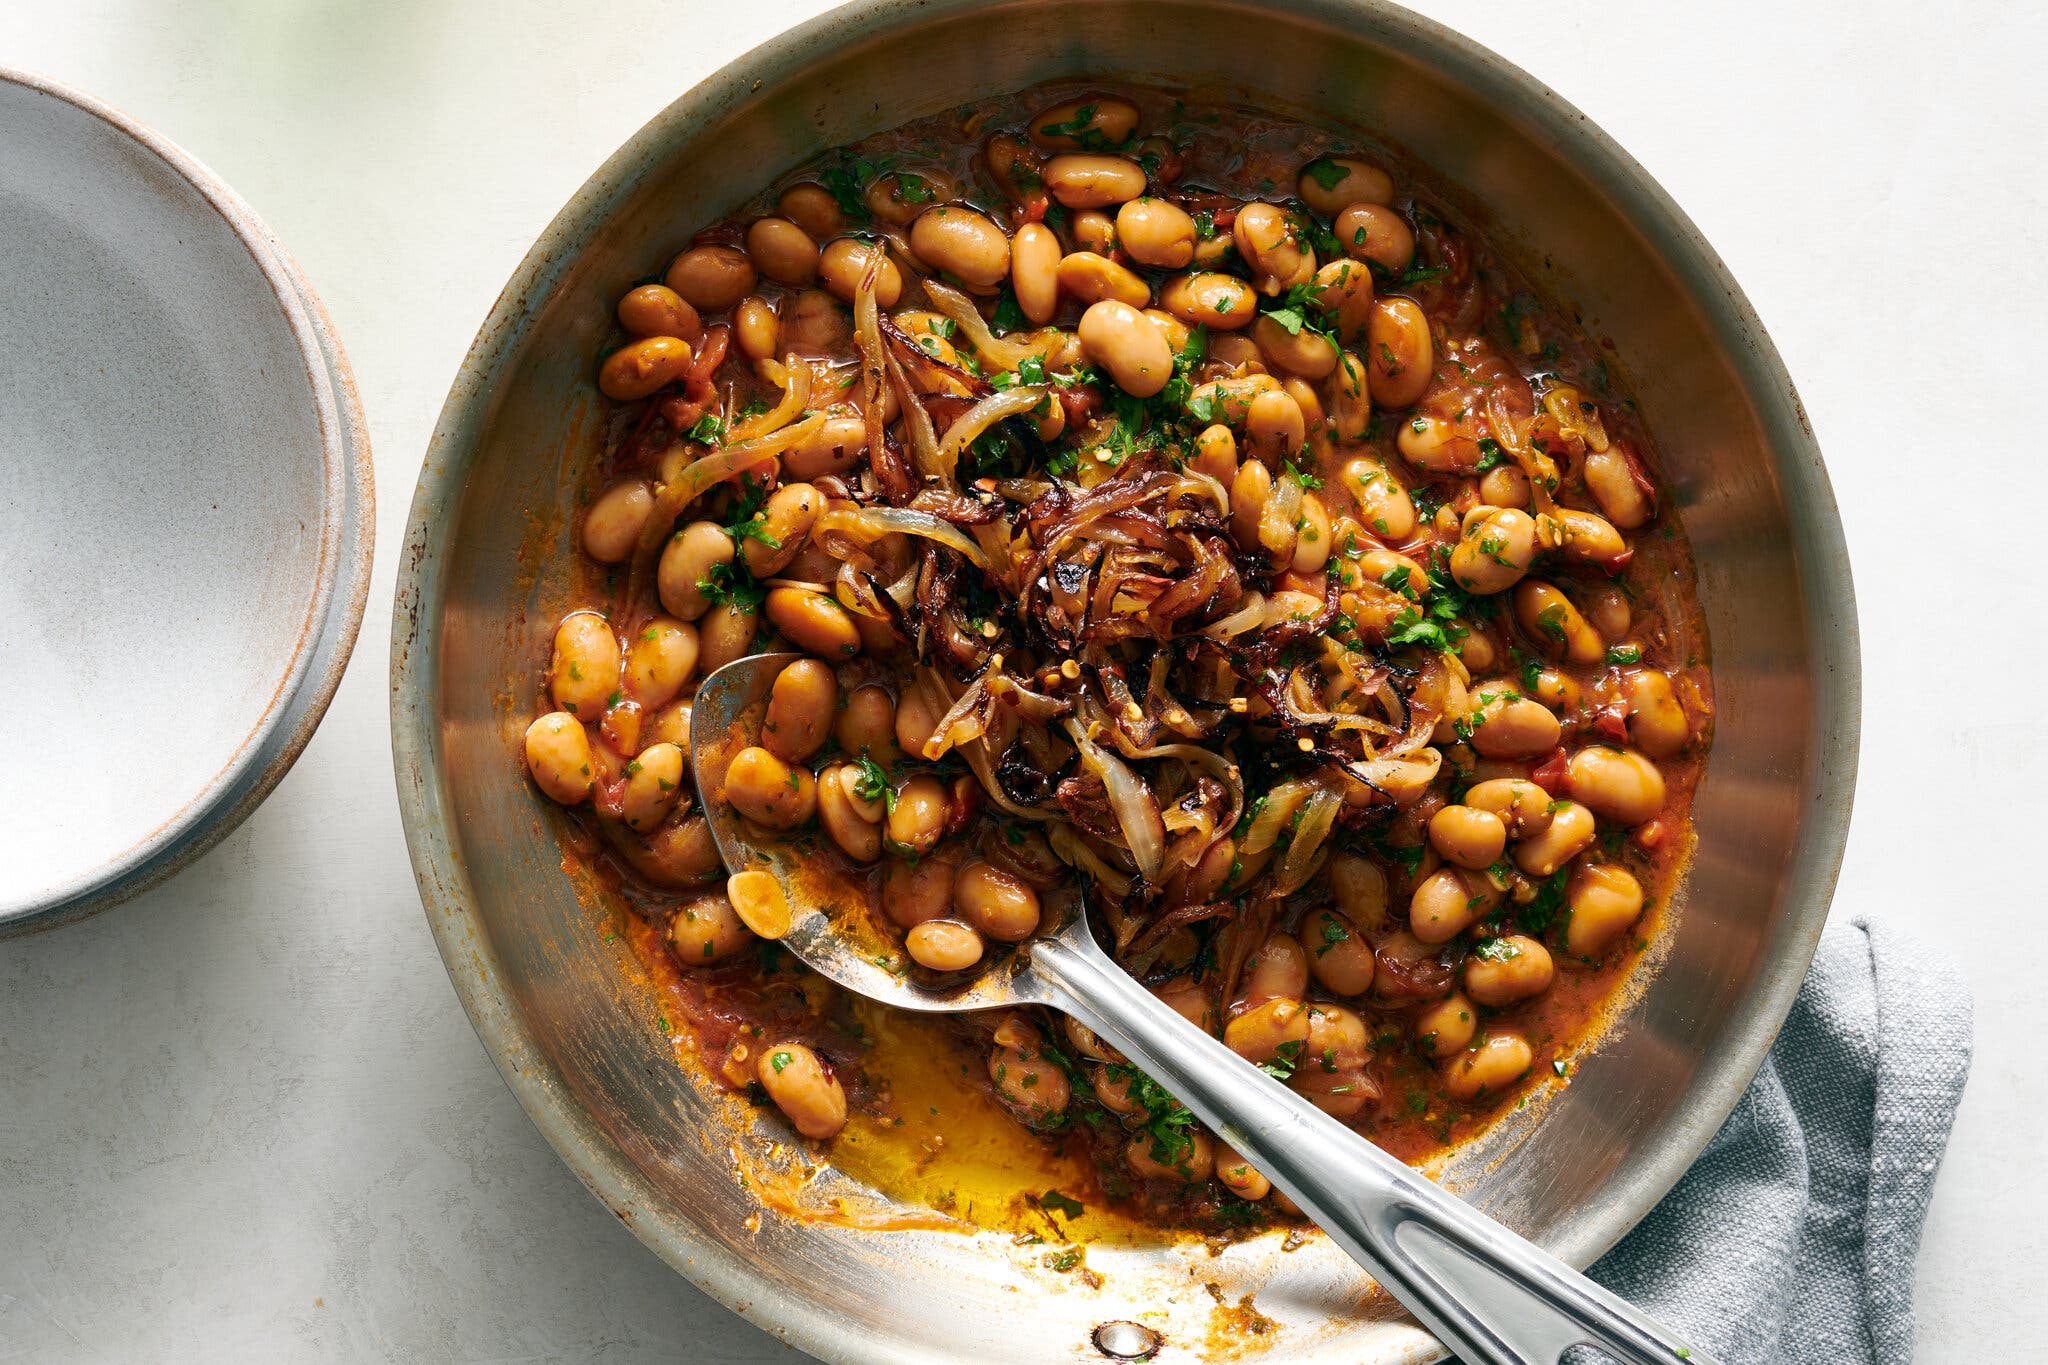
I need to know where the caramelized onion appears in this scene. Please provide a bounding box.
[1272,784,1342,895]
[883,561,919,608]
[835,559,890,621]
[1342,747,1443,803]
[1136,742,1243,852]
[1381,653,1448,758]
[922,278,1060,372]
[872,316,948,487]
[920,664,999,759]
[970,514,1020,593]
[1238,777,1314,857]
[915,667,1054,824]
[663,409,825,509]
[1180,469,1231,516]
[816,505,991,572]
[988,672,1073,724]
[1268,665,1389,738]
[963,734,1052,822]
[1487,384,1559,516]
[938,385,1049,472]
[1201,592,1268,640]
[853,255,891,491]
[637,357,815,563]
[1063,717,1165,882]
[1049,823,1134,896]
[1259,467,1305,561]
[733,352,812,442]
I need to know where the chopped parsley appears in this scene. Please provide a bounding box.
[1258,1038,1305,1083]
[1301,156,1350,191]
[889,175,934,205]
[1384,549,1491,654]
[1101,392,1148,466]
[696,558,765,608]
[1517,869,1570,938]
[1407,481,1444,524]
[1036,104,1099,138]
[722,475,781,549]
[1157,323,1207,412]
[1080,326,1210,469]
[1034,103,1128,153]
[1105,1063,1199,1172]
[1369,259,1451,290]
[1260,280,1331,339]
[1036,1189,1085,1219]
[1233,793,1267,839]
[991,287,1028,335]
[1471,937,1520,963]
[817,152,894,220]
[1317,915,1352,957]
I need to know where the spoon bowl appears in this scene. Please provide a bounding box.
[691,650,1051,1013]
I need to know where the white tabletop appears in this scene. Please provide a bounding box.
[0,1,2035,1359]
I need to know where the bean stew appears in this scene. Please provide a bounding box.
[519,84,1713,1238]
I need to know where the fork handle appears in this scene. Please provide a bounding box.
[1030,933,1714,1365]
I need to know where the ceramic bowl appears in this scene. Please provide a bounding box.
[0,68,373,935]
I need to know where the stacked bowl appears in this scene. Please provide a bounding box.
[0,67,373,935]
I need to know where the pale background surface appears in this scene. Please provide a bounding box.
[0,0,2036,1359]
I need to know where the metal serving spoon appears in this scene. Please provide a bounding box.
[693,653,1713,1365]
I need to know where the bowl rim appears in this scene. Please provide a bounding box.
[0,64,376,934]
[390,0,1860,1356]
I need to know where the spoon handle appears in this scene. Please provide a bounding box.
[1030,933,1714,1365]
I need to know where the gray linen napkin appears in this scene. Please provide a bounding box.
[1582,915,1972,1363]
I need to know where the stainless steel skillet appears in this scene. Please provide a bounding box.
[392,2,1858,1359]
